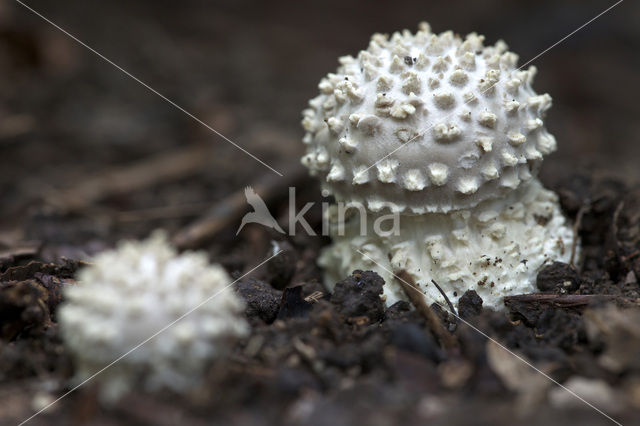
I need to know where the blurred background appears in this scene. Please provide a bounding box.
[0,0,638,257]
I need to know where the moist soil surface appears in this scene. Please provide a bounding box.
[1,1,639,425]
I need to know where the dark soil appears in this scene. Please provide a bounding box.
[1,1,639,425]
[3,176,640,426]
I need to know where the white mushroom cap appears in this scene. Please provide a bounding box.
[301,23,557,214]
[58,232,248,402]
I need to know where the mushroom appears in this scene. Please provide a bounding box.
[301,23,576,310]
[58,232,248,402]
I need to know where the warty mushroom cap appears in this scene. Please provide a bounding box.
[58,232,248,402]
[301,22,557,214]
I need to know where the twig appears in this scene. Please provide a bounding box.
[0,114,34,141]
[431,279,457,317]
[115,201,215,222]
[611,201,625,251]
[304,291,324,303]
[570,203,590,268]
[45,145,212,213]
[0,241,40,268]
[172,164,308,249]
[395,270,457,350]
[504,293,621,308]
[621,250,640,262]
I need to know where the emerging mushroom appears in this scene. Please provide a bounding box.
[58,232,248,402]
[301,22,576,310]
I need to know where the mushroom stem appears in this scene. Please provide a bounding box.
[320,180,574,310]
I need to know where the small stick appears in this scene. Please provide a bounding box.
[304,291,324,303]
[503,293,621,308]
[172,164,308,250]
[570,203,590,268]
[431,279,457,317]
[611,201,625,251]
[621,250,640,262]
[115,201,215,222]
[45,145,212,213]
[0,114,34,141]
[396,270,457,350]
[0,241,40,267]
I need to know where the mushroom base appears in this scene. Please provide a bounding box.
[319,179,576,311]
